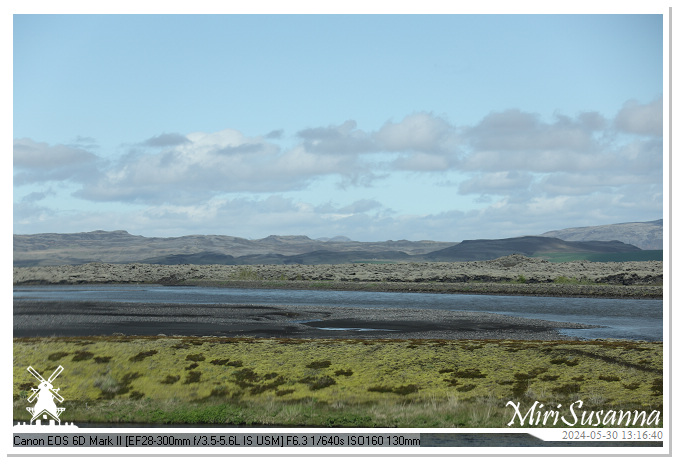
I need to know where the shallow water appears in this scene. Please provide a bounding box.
[13,285,662,341]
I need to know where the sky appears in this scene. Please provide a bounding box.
[11,7,668,242]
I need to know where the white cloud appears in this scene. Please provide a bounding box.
[143,132,191,147]
[297,120,377,155]
[74,129,356,203]
[16,99,661,205]
[337,199,382,214]
[375,112,458,155]
[13,98,663,240]
[458,103,662,177]
[614,98,663,136]
[13,138,100,184]
[534,172,656,196]
[137,196,389,238]
[13,138,98,169]
[466,110,597,152]
[458,171,533,195]
[391,152,453,172]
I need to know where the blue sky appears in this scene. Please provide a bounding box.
[12,9,667,241]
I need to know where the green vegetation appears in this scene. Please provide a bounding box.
[229,267,263,280]
[535,250,663,263]
[14,336,662,428]
[351,261,400,265]
[552,276,598,285]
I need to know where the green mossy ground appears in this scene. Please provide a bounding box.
[13,336,663,427]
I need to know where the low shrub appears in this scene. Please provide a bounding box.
[367,385,393,393]
[129,350,158,362]
[392,384,419,395]
[208,386,229,398]
[210,359,231,366]
[306,360,332,369]
[511,380,529,397]
[456,384,477,392]
[551,383,581,395]
[72,351,94,362]
[456,368,487,378]
[303,376,336,391]
[160,375,180,385]
[651,378,662,395]
[550,357,579,366]
[184,371,202,384]
[48,352,69,361]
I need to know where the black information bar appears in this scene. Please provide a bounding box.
[13,433,421,448]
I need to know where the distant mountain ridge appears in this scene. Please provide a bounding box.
[422,236,643,262]
[13,218,662,267]
[540,219,662,250]
[13,230,457,267]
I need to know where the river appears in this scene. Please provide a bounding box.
[13,285,663,341]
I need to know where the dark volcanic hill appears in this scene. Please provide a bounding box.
[423,236,642,262]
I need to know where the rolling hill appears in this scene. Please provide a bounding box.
[13,222,661,267]
[13,230,456,267]
[422,236,645,262]
[540,219,662,250]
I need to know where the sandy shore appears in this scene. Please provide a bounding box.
[13,300,600,340]
[13,255,663,299]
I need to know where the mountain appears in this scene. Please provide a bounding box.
[141,250,414,266]
[540,219,662,250]
[316,236,353,242]
[13,230,457,267]
[423,236,643,262]
[13,219,663,267]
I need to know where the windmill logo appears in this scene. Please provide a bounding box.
[14,365,78,429]
[24,366,66,425]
